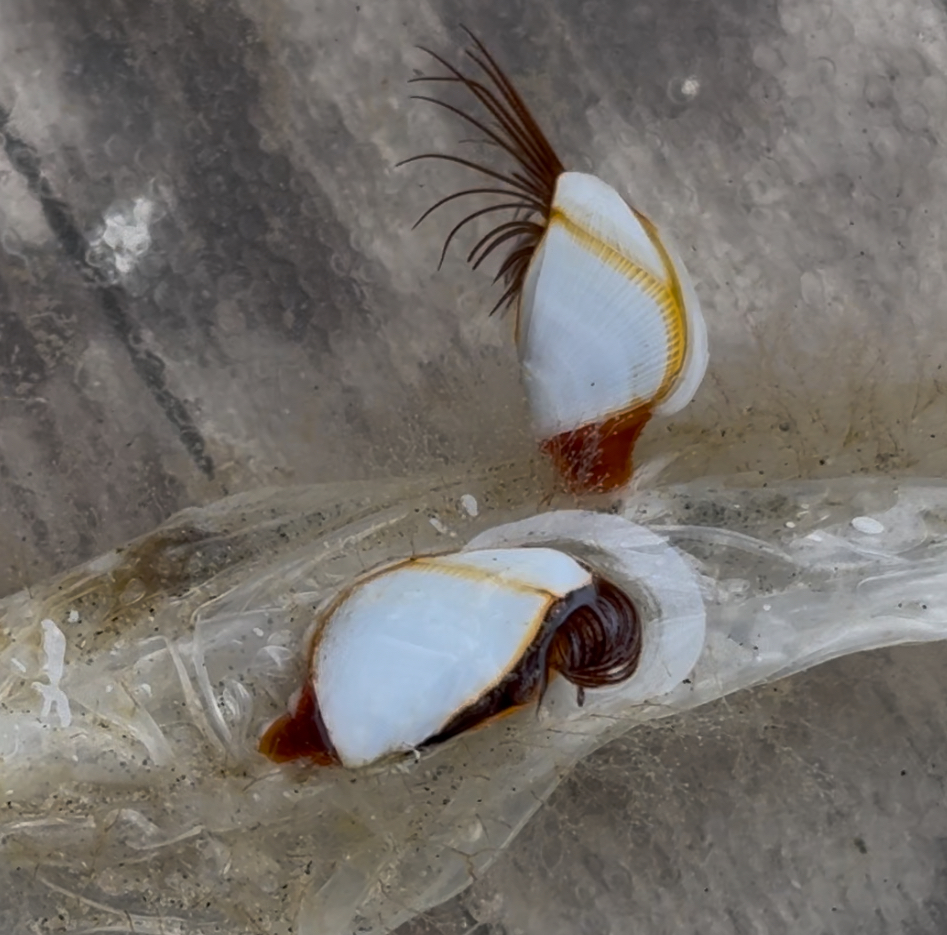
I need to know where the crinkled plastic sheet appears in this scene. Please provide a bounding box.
[2,465,947,934]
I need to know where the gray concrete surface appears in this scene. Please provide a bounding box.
[1,0,946,932]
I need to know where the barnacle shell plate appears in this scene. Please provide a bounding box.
[517,172,709,437]
[315,548,591,767]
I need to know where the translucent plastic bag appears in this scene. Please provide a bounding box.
[2,464,945,935]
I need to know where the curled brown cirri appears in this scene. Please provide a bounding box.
[549,579,642,703]
[398,26,566,314]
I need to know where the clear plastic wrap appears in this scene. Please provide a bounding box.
[3,467,946,934]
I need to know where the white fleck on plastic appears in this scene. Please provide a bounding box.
[852,515,885,535]
[428,515,450,534]
[67,609,80,624]
[460,493,479,517]
[32,618,71,728]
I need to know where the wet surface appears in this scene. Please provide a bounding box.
[2,0,947,932]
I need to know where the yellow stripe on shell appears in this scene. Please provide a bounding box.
[632,207,691,396]
[546,205,688,408]
[412,555,551,597]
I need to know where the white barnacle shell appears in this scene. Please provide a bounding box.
[517,172,709,492]
[405,32,709,493]
[261,510,706,769]
[313,548,591,767]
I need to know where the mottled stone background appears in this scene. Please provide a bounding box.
[1,0,946,932]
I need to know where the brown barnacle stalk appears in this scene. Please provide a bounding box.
[399,27,566,314]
